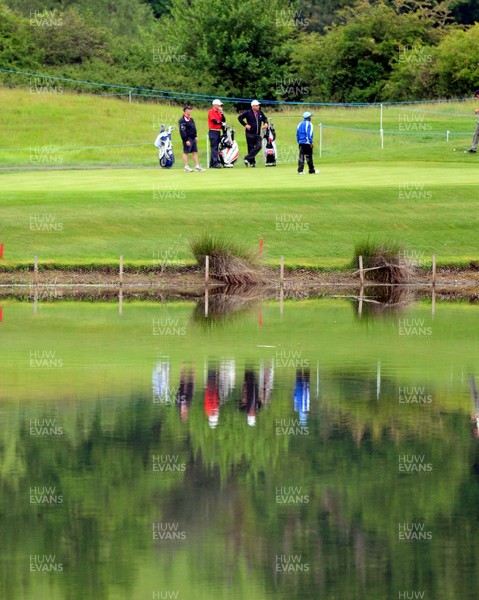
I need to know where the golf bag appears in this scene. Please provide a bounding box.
[262,122,277,167]
[154,124,175,168]
[218,125,239,167]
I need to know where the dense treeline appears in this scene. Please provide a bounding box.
[1,0,479,101]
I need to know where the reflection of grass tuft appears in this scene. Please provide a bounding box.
[190,234,262,285]
[352,238,412,284]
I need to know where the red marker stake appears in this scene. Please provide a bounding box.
[0,307,3,322]
[0,244,4,259]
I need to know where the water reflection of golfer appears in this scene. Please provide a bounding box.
[470,376,479,438]
[152,358,171,404]
[259,359,274,406]
[205,367,220,428]
[177,363,195,422]
[219,359,235,403]
[240,368,261,426]
[294,368,310,425]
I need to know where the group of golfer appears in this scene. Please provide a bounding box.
[178,99,319,174]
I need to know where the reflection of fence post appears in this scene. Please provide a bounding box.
[205,255,209,285]
[359,255,364,285]
[358,284,364,317]
[34,255,38,285]
[119,288,123,316]
[205,286,209,317]
[280,256,284,284]
[432,254,436,286]
[319,123,323,159]
[432,286,435,317]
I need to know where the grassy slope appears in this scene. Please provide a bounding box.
[1,87,479,267]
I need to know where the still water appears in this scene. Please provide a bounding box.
[1,294,479,599]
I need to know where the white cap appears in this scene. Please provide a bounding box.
[212,99,223,106]
[251,100,260,106]
[208,414,219,428]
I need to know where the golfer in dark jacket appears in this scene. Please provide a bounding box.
[238,100,268,167]
[178,105,204,172]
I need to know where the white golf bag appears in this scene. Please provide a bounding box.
[263,122,277,167]
[219,125,239,168]
[154,124,175,168]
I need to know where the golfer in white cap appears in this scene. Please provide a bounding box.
[296,111,319,174]
[238,100,269,167]
[208,99,225,168]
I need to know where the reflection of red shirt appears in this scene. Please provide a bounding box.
[208,108,224,130]
[204,383,219,416]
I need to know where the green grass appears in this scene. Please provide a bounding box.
[1,87,479,268]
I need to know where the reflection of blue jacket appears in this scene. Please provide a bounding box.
[294,377,310,425]
[296,120,313,145]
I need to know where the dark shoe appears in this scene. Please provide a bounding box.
[468,148,477,153]
[213,164,222,168]
[251,163,256,168]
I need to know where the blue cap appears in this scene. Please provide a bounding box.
[303,112,313,119]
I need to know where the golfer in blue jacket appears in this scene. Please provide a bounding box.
[296,112,319,175]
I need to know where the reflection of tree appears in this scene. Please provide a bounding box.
[0,381,478,598]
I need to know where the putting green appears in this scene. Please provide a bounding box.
[1,162,478,267]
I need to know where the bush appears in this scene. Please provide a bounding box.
[352,238,412,284]
[190,233,262,285]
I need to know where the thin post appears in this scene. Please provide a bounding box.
[34,256,38,285]
[280,256,284,284]
[259,237,264,256]
[129,90,132,103]
[119,255,123,284]
[432,254,436,286]
[380,103,384,150]
[432,286,436,317]
[358,284,364,317]
[119,288,123,316]
[205,286,209,317]
[446,130,450,143]
[319,123,323,159]
[279,283,284,317]
[205,255,209,285]
[206,135,210,168]
[0,243,4,259]
[359,255,364,285]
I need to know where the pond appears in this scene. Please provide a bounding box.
[1,293,478,599]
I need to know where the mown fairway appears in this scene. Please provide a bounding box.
[1,88,479,268]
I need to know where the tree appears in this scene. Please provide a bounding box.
[0,1,43,71]
[157,0,297,99]
[292,0,446,102]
